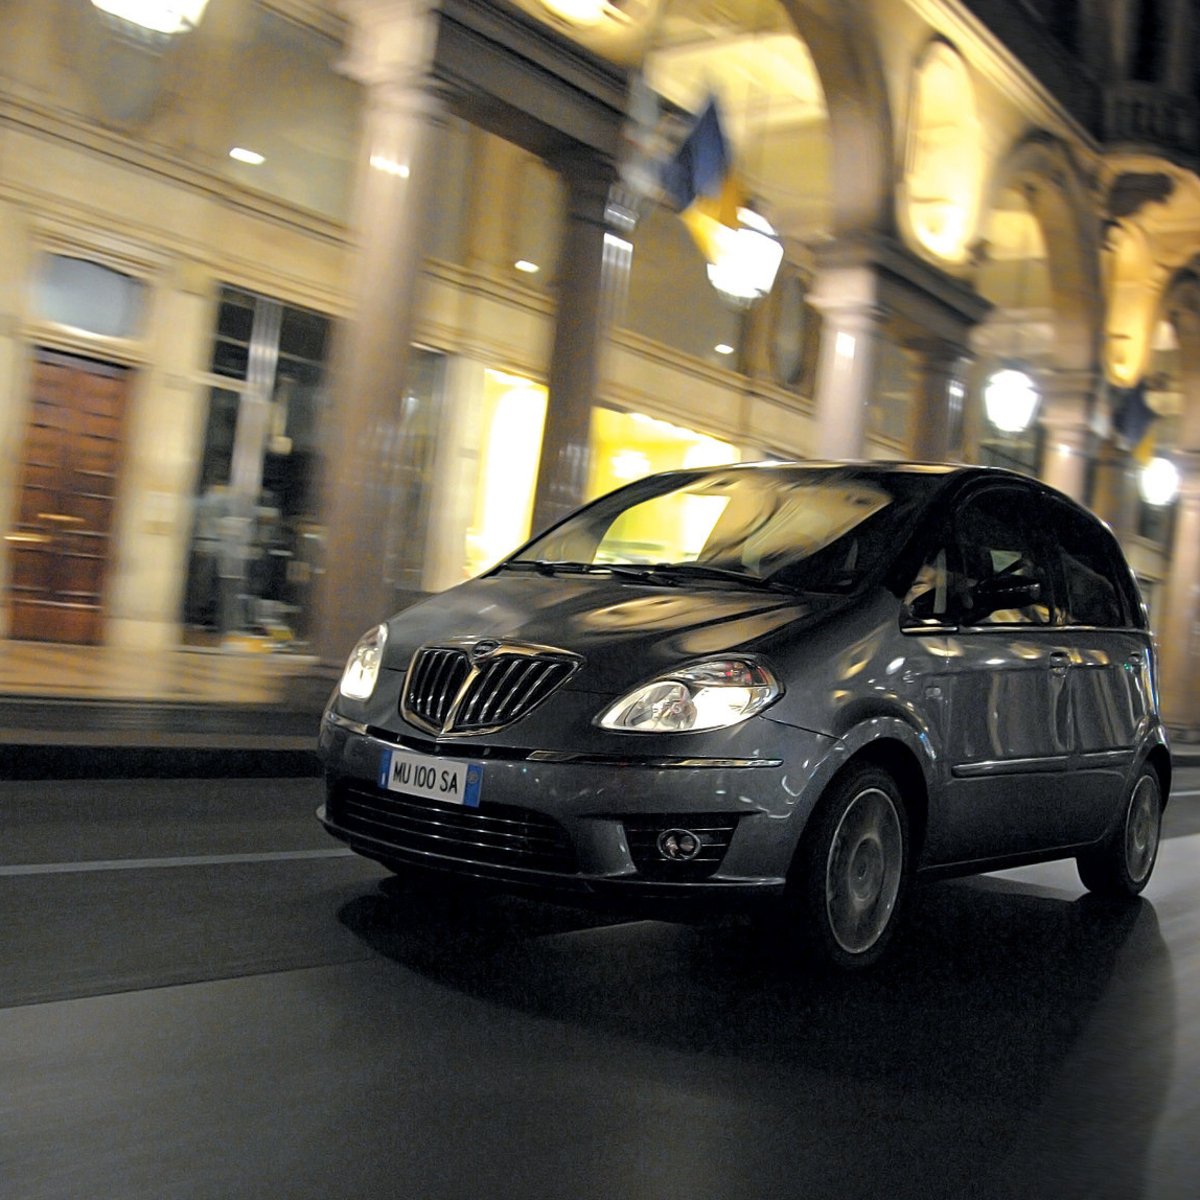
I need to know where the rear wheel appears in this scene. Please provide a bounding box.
[792,764,911,971]
[1077,766,1162,898]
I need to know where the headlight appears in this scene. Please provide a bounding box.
[339,624,388,700]
[596,659,782,733]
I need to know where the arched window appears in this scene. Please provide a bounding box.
[904,42,983,264]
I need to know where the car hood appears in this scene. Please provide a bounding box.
[381,572,844,692]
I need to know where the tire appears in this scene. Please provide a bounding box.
[1076,765,1162,898]
[791,764,911,971]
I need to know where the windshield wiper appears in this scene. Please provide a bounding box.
[635,562,800,594]
[500,560,608,576]
[500,559,801,594]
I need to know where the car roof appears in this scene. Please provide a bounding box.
[676,459,1025,487]
[665,460,1106,522]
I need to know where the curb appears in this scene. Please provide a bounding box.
[0,698,323,780]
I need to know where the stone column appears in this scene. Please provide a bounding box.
[311,0,446,667]
[810,266,888,460]
[1091,437,1140,541]
[1159,453,1200,733]
[529,157,614,535]
[906,339,968,462]
[1038,369,1098,503]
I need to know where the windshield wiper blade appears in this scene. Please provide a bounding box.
[640,562,798,593]
[500,560,608,576]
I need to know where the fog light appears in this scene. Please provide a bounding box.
[657,828,702,862]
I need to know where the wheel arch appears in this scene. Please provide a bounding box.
[797,731,933,871]
[1143,744,1173,808]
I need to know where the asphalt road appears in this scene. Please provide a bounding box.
[2,770,1199,1200]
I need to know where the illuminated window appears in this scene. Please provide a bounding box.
[584,408,738,563]
[904,42,983,263]
[464,371,548,576]
[588,407,737,500]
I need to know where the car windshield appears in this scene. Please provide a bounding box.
[506,466,938,594]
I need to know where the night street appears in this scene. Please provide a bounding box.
[1,769,1197,1199]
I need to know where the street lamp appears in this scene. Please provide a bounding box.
[704,207,785,306]
[983,365,1040,434]
[1140,456,1179,506]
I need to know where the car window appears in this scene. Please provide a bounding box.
[1049,502,1128,627]
[517,467,934,593]
[953,488,1054,626]
[902,546,951,625]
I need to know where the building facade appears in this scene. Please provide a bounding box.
[2,0,1200,734]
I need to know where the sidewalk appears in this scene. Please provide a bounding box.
[0,640,333,778]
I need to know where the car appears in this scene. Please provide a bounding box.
[317,460,1171,969]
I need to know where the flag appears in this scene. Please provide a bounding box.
[680,171,746,261]
[1111,380,1156,459]
[660,96,733,213]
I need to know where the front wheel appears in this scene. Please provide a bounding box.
[1076,766,1163,898]
[791,765,911,971]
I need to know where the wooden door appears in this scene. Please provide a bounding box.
[6,350,131,644]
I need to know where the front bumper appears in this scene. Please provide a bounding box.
[318,710,833,908]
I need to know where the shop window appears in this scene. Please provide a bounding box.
[33,254,144,339]
[184,286,332,647]
[588,407,738,502]
[464,371,548,577]
[384,349,447,593]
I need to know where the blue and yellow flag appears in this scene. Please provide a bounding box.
[1111,380,1157,463]
[659,95,744,261]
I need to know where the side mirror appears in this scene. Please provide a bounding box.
[967,576,1042,620]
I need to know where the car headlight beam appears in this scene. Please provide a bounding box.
[339,624,388,701]
[597,659,781,733]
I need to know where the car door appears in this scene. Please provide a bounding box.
[905,483,1074,864]
[1045,498,1154,839]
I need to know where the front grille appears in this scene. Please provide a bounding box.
[328,780,579,875]
[623,814,740,881]
[403,644,578,734]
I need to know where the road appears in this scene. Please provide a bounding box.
[2,769,1199,1199]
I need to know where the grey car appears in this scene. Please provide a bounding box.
[318,461,1170,969]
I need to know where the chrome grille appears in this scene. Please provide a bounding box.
[328,781,578,875]
[405,648,470,731]
[402,643,578,735]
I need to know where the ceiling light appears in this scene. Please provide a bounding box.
[540,0,609,26]
[92,1,209,35]
[369,155,409,177]
[229,147,265,165]
[514,260,540,274]
[714,344,734,356]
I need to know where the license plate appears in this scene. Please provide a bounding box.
[379,748,483,808]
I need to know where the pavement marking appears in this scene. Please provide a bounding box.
[1172,788,1200,798]
[0,848,356,877]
